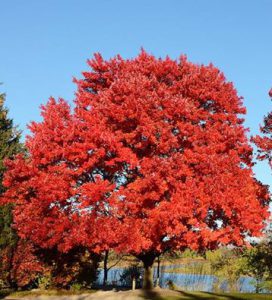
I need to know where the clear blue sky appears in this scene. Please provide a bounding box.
[1,0,272,187]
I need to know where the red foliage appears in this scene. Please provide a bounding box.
[1,242,98,288]
[10,240,44,287]
[0,240,44,288]
[1,51,270,265]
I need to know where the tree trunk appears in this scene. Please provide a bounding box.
[143,264,153,290]
[103,250,109,287]
[7,247,16,289]
[256,278,260,294]
[141,254,156,290]
[132,276,136,290]
[155,256,160,287]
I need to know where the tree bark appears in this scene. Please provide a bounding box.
[143,264,153,290]
[103,250,109,287]
[155,256,160,287]
[6,247,16,289]
[141,254,156,290]
[132,276,136,290]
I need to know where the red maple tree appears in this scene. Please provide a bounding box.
[1,51,270,289]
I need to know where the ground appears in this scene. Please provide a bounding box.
[1,288,272,300]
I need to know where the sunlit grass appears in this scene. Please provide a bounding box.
[2,289,272,300]
[2,289,96,298]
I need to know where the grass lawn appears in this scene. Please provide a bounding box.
[1,289,272,300]
[0,289,95,299]
[176,291,272,300]
[142,290,272,300]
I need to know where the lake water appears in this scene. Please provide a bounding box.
[96,264,257,292]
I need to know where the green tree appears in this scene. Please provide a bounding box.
[0,91,22,192]
[243,241,272,293]
[0,89,23,287]
[207,248,247,292]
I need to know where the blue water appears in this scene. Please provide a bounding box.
[96,265,257,292]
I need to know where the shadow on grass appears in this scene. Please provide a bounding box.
[140,289,165,300]
[0,290,12,299]
[178,290,272,300]
[200,291,243,300]
[178,290,215,300]
[94,285,131,291]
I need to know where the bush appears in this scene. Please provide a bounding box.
[70,283,83,292]
[259,280,272,292]
[181,249,199,259]
[167,279,177,290]
[120,265,143,288]
[36,247,100,289]
[37,274,52,290]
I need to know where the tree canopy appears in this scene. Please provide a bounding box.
[253,89,272,165]
[1,52,270,289]
[0,90,23,287]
